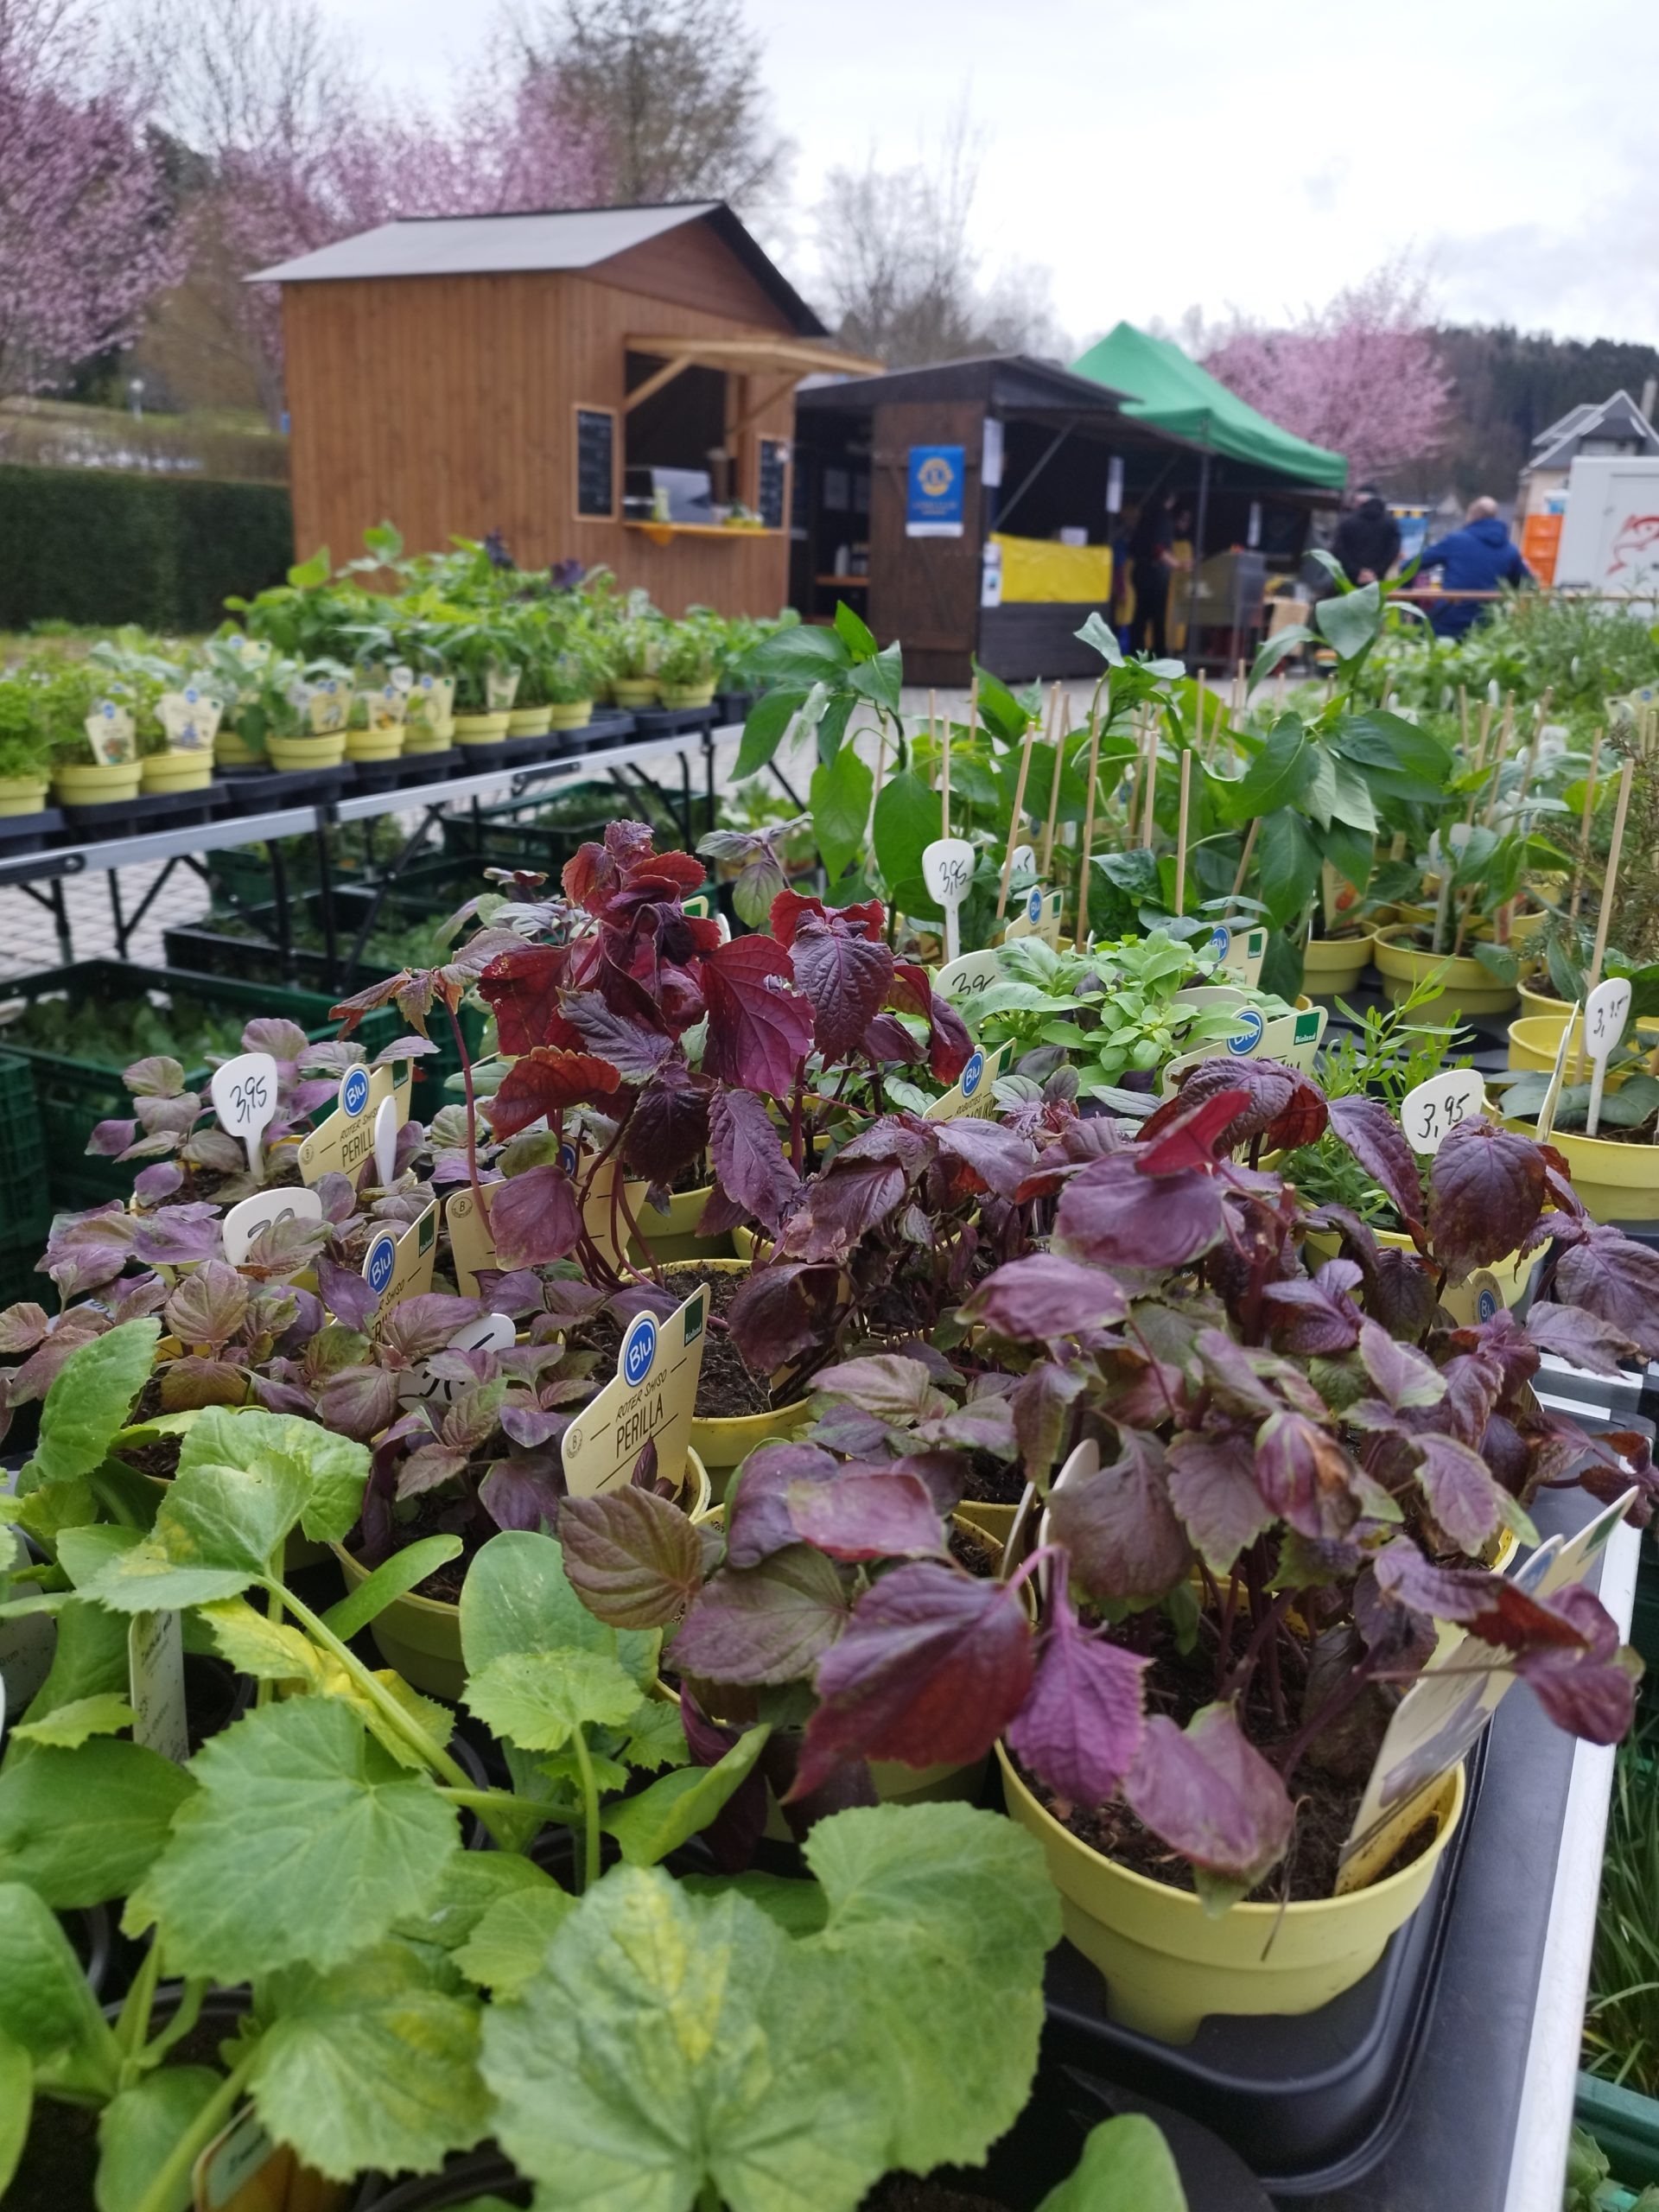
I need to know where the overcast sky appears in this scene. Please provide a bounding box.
[329,0,1658,350]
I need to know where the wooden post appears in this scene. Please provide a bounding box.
[1569,729,1604,922]
[1039,690,1066,877]
[1074,708,1103,952]
[995,713,1037,921]
[1174,747,1192,917]
[1575,753,1635,1082]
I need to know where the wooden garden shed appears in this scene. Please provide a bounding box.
[253,202,880,614]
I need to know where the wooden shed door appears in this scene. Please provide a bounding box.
[868,400,983,686]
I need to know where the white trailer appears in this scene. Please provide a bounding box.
[1553,454,1659,597]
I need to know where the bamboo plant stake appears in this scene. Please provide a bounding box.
[1458,684,1470,759]
[1479,696,1516,828]
[1229,816,1260,903]
[1074,708,1103,953]
[1140,718,1160,849]
[1039,693,1067,877]
[1568,730,1605,922]
[995,710,1038,921]
[1574,754,1635,1083]
[926,690,938,791]
[1174,747,1192,917]
[1192,668,1207,762]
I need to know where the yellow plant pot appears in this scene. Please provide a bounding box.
[333,1448,715,1700]
[1305,1223,1533,1325]
[1490,908,1548,947]
[1372,929,1517,1017]
[658,1258,810,1477]
[345,726,406,762]
[268,734,346,772]
[997,1746,1465,2044]
[625,1181,734,1267]
[0,777,48,816]
[1516,1119,1659,1225]
[546,701,594,730]
[213,728,262,768]
[612,678,660,708]
[403,721,454,754]
[1507,1008,1659,1071]
[454,712,512,745]
[660,682,716,709]
[1301,932,1374,997]
[140,752,213,794]
[53,760,141,805]
[506,706,552,735]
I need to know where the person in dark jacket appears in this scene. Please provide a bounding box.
[1128,492,1179,656]
[1418,498,1532,636]
[1332,485,1401,586]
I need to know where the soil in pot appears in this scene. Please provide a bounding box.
[8,2012,235,2208]
[572,1263,797,1423]
[957,1451,1027,1507]
[863,2182,1007,2210]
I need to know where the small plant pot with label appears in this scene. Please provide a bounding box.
[139,750,213,794]
[506,704,552,736]
[1522,1120,1659,1225]
[546,700,594,731]
[658,1257,812,1475]
[267,733,347,772]
[345,724,405,764]
[334,1449,716,1701]
[611,677,660,709]
[1301,931,1375,997]
[1371,928,1518,1017]
[0,776,48,816]
[659,681,716,709]
[454,712,512,746]
[997,1746,1465,2044]
[1507,1008,1659,1071]
[624,1180,734,1266]
[213,727,262,769]
[53,759,141,806]
[403,720,454,755]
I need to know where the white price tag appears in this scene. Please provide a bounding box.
[372,1094,399,1189]
[1583,976,1633,1139]
[397,1312,518,1407]
[220,1185,323,1268]
[1010,843,1036,877]
[922,837,976,963]
[128,1611,188,1765]
[1398,1067,1486,1157]
[934,948,1003,1005]
[209,1052,279,1177]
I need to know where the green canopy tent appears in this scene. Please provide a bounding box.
[1072,322,1346,645]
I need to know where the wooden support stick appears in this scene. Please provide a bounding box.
[941,686,957,840]
[1039,692,1066,877]
[1229,816,1260,903]
[1174,747,1192,917]
[926,690,938,791]
[1140,721,1160,849]
[995,713,1037,920]
[1569,729,1604,922]
[1192,668,1207,760]
[1575,754,1635,1082]
[1480,696,1515,827]
[1458,684,1470,757]
[1074,709,1103,952]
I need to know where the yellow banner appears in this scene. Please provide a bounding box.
[990,533,1113,605]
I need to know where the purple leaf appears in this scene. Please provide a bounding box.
[395,1441,471,1499]
[1012,1362,1085,1486]
[487,1163,583,1269]
[1511,1582,1637,1744]
[792,1561,1034,1797]
[480,1451,567,1535]
[1357,1319,1446,1410]
[136,1092,202,1138]
[708,1085,802,1235]
[1524,1300,1638,1376]
[377,1294,487,1362]
[1124,1701,1295,1897]
[123,1054,185,1098]
[726,1260,843,1373]
[128,1207,219,1268]
[163,1261,250,1351]
[702,935,814,1096]
[681,1691,769,1872]
[561,1486,705,1628]
[623,1059,710,1182]
[1166,1430,1275,1575]
[1260,1262,1363,1355]
[0,1302,48,1354]
[778,1154,910,1263]
[1007,1588,1148,1806]
[1142,1058,1325,1155]
[789,910,894,1061]
[862,1012,925,1064]
[86,1118,137,1158]
[317,1255,382,1332]
[1552,1226,1659,1363]
[1326,1095,1426,1236]
[242,1018,311,1064]
[241,1212,332,1276]
[498,1402,567,1449]
[785,1469,946,1561]
[671,1545,849,1685]
[1411,1432,1506,1552]
[1254,1411,1364,1541]
[159,1356,251,1411]
[812,1354,949,1423]
[1428,1119,1546,1276]
[726,1442,840,1567]
[927,1119,1040,1202]
[132,1162,185,1204]
[1054,1152,1225,1271]
[317,1363,402,1443]
[962,1255,1128,1341]
[1046,1435,1192,1602]
[1133,1087,1254,1174]
[180,1129,245,1175]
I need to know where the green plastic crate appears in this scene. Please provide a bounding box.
[1578,2072,1659,2191]
[0,960,397,1208]
[0,1051,50,1255]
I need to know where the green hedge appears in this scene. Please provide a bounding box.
[0,462,292,632]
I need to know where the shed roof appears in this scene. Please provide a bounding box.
[796,352,1136,418]
[1528,389,1659,473]
[249,200,828,336]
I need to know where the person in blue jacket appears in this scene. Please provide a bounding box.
[1418,497,1533,636]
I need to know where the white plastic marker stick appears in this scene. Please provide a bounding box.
[1398,1067,1487,1157]
[1038,683,1064,876]
[1576,755,1635,1084]
[1010,842,1036,877]
[1536,1007,1580,1145]
[1074,702,1103,953]
[372,1093,399,1188]
[923,836,976,963]
[209,1051,278,1178]
[1569,729,1603,922]
[1139,712,1160,849]
[995,710,1037,922]
[1174,747,1192,917]
[1582,975,1633,1139]
[220,1185,323,1268]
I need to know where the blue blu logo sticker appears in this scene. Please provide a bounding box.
[559,1141,578,1175]
[961,1049,985,1097]
[1027,887,1043,923]
[341,1067,370,1118]
[363,1231,396,1300]
[1226,1008,1264,1056]
[622,1313,658,1389]
[1477,1286,1500,1321]
[1209,924,1231,962]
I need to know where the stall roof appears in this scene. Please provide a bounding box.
[794,352,1193,446]
[1071,323,1347,491]
[250,200,828,337]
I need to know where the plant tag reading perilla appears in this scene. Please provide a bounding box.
[561,1290,706,1499]
[158,688,224,751]
[128,1610,188,1765]
[485,664,522,711]
[924,1042,1009,1122]
[296,1062,410,1185]
[443,1147,625,1294]
[85,702,136,765]
[359,1202,438,1317]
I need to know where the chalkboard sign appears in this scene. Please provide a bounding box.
[575,407,615,518]
[758,437,789,531]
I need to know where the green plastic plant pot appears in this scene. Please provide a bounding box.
[1508,1009,1659,1072]
[345,726,405,762]
[996,1745,1465,2045]
[403,722,454,754]
[53,760,141,804]
[625,1181,735,1267]
[1512,1117,1659,1224]
[1576,2073,1659,2190]
[546,701,594,729]
[454,712,511,744]
[268,734,346,771]
[1372,928,1517,1017]
[0,777,48,816]
[1301,931,1374,997]
[139,753,213,794]
[333,1448,715,1701]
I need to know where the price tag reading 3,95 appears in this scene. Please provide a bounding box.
[210,1052,279,1176]
[1583,976,1633,1139]
[922,837,976,963]
[1399,1067,1486,1156]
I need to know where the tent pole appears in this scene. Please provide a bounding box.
[1185,446,1211,667]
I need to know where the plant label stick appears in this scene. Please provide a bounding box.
[924,1042,1010,1122]
[933,947,1004,1006]
[1398,1068,1486,1157]
[373,1093,400,1188]
[562,1289,707,1498]
[1074,707,1103,952]
[1039,696,1068,876]
[1576,755,1635,1082]
[1570,731,1604,920]
[210,1051,278,1178]
[128,1610,188,1766]
[995,714,1037,921]
[923,836,976,963]
[297,1060,412,1185]
[359,1201,439,1315]
[1035,1438,1101,1599]
[220,1184,323,1269]
[1536,1007,1580,1144]
[1582,976,1632,1139]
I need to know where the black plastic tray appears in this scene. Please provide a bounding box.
[391,748,460,785]
[715,690,753,723]
[218,764,354,811]
[57,783,227,836]
[1038,1735,1484,2195]
[0,807,64,855]
[346,753,441,793]
[450,740,507,772]
[630,702,716,737]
